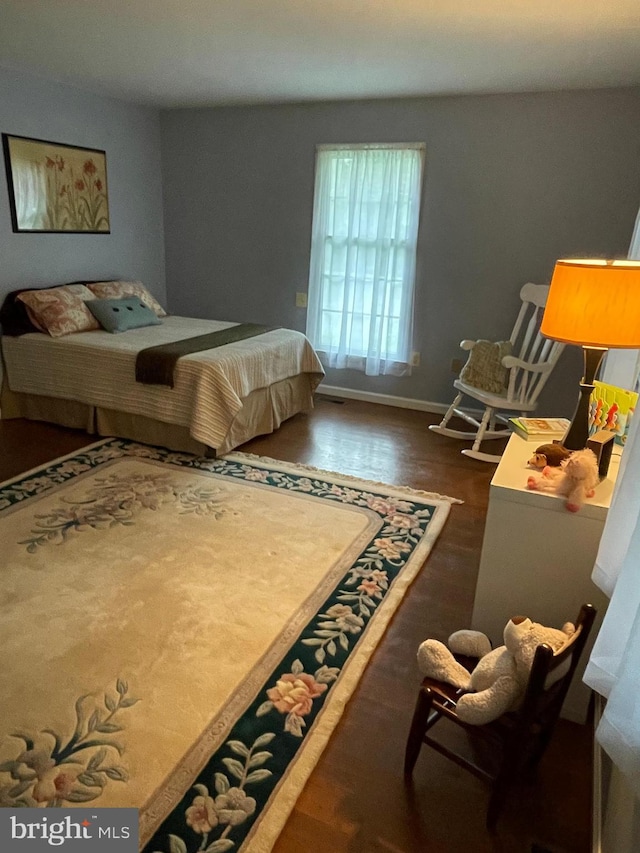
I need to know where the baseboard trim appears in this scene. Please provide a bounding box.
[316,384,448,414]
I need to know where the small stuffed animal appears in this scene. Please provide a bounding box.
[526,448,599,512]
[417,616,575,725]
[527,443,572,469]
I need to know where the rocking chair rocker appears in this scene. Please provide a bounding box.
[430,283,565,463]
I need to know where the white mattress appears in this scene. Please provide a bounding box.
[1,316,324,449]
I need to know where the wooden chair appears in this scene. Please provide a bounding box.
[403,604,597,830]
[430,282,565,462]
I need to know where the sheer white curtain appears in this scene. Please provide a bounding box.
[583,211,640,846]
[583,343,640,798]
[306,144,424,377]
[601,209,640,390]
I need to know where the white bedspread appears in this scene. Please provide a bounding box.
[2,317,324,449]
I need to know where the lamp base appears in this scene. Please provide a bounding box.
[561,346,607,452]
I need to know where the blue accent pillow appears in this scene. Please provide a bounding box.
[87,297,162,333]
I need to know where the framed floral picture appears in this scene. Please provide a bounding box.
[2,134,110,233]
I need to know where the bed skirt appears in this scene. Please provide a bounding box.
[0,374,315,456]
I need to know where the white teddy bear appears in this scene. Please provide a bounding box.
[526,447,599,512]
[417,615,575,725]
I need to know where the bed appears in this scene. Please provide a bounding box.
[0,281,324,456]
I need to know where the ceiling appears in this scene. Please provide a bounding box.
[1,0,640,108]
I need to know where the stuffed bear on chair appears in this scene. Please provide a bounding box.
[417,616,575,725]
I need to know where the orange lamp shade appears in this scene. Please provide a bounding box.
[541,258,640,348]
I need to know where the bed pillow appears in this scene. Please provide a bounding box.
[16,284,100,337]
[87,297,162,333]
[86,280,167,317]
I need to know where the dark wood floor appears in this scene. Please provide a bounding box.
[0,399,592,853]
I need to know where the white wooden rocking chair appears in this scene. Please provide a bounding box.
[430,282,565,463]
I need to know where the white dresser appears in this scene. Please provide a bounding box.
[472,433,620,722]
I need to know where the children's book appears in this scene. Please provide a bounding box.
[509,417,570,441]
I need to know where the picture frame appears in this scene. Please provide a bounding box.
[2,133,110,234]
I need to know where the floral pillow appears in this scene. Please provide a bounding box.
[16,285,100,337]
[86,281,167,317]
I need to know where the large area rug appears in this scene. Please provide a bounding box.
[0,438,459,852]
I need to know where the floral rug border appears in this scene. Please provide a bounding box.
[0,439,458,853]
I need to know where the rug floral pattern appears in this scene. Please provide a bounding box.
[19,471,228,552]
[0,680,138,808]
[0,439,453,852]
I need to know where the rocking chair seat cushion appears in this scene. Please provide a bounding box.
[460,340,513,394]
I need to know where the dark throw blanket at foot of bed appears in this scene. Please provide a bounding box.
[135,323,279,387]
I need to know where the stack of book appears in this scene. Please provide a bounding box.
[508,417,570,441]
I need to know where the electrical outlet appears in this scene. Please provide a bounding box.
[411,351,420,367]
[295,292,308,308]
[451,357,463,373]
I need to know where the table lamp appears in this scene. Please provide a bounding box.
[540,258,640,451]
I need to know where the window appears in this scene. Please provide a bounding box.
[306,144,425,376]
